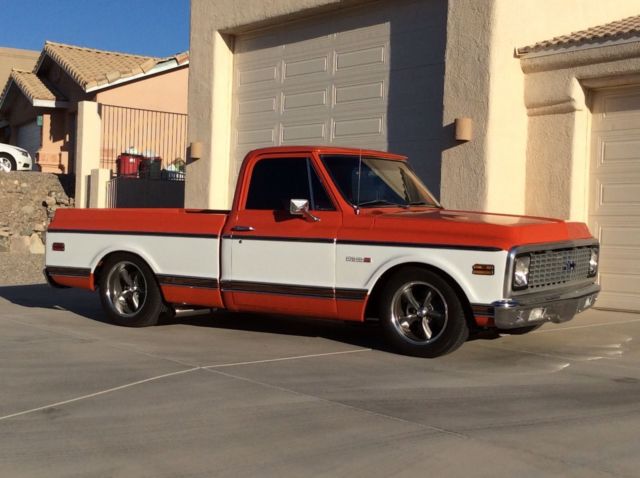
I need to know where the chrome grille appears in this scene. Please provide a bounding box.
[527,247,592,291]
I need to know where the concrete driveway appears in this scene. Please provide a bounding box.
[1,284,639,477]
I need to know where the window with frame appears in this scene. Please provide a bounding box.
[245,157,335,211]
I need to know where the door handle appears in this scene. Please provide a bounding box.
[231,225,255,232]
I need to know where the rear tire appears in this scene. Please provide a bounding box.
[0,154,16,172]
[379,267,469,358]
[98,253,165,327]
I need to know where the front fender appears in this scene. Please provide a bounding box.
[363,249,506,305]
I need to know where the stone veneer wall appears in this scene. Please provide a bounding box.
[0,172,75,254]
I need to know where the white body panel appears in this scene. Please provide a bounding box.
[47,233,506,306]
[218,237,505,305]
[336,244,506,305]
[46,232,220,279]
[224,239,336,287]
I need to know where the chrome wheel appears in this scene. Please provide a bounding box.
[105,261,147,317]
[0,156,12,172]
[390,281,448,345]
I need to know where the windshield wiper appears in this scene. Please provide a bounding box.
[408,201,443,208]
[357,199,408,208]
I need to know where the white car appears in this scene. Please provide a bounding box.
[0,143,32,172]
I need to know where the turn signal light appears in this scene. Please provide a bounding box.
[52,243,65,252]
[472,264,495,275]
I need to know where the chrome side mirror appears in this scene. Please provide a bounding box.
[289,199,320,222]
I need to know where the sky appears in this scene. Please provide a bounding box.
[0,0,190,57]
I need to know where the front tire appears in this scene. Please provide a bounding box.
[0,154,16,172]
[380,267,469,358]
[98,253,164,327]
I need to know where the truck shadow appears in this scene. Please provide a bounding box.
[0,283,391,351]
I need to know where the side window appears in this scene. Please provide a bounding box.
[245,157,335,211]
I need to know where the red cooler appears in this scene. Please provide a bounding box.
[116,154,144,177]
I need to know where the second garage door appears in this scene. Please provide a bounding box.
[590,87,640,313]
[231,0,446,192]
[16,120,41,162]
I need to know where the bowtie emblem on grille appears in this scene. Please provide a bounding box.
[563,260,577,272]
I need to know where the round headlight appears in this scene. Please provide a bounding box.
[513,255,531,290]
[588,248,599,277]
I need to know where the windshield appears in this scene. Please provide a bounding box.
[321,155,440,209]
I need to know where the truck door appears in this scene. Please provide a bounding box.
[222,153,342,318]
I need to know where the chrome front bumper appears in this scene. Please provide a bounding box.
[492,283,600,330]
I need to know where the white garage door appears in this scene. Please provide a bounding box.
[590,87,640,312]
[16,120,41,161]
[231,0,446,191]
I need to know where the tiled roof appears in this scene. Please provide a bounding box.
[39,41,160,90]
[1,70,67,104]
[518,14,640,55]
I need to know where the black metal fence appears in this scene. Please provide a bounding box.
[106,176,185,208]
[99,104,188,173]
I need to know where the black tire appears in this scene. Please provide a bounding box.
[0,153,16,172]
[98,253,165,327]
[379,267,469,358]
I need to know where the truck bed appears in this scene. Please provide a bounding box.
[45,208,228,307]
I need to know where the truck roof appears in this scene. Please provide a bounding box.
[247,145,407,160]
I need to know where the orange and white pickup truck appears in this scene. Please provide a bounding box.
[44,146,600,357]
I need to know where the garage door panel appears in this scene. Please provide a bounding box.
[283,88,329,113]
[387,102,445,141]
[597,273,640,312]
[592,179,640,216]
[384,65,446,106]
[281,121,328,144]
[236,64,280,89]
[590,87,640,312]
[232,0,445,189]
[236,127,277,147]
[596,224,640,250]
[593,131,640,170]
[334,80,384,107]
[237,95,278,117]
[16,121,41,160]
[284,55,331,81]
[390,28,447,68]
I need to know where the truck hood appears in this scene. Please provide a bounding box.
[351,208,594,251]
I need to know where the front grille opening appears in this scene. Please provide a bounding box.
[527,247,591,290]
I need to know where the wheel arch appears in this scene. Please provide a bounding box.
[92,248,162,291]
[364,262,475,328]
[0,152,17,168]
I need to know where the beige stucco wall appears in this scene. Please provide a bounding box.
[75,101,101,208]
[95,66,189,114]
[482,0,640,217]
[522,43,640,222]
[440,0,494,212]
[187,0,640,214]
[38,111,70,173]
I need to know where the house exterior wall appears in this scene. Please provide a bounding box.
[522,43,640,222]
[95,66,188,114]
[39,110,74,173]
[482,0,640,217]
[187,0,640,214]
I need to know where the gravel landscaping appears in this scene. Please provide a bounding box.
[0,252,45,286]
